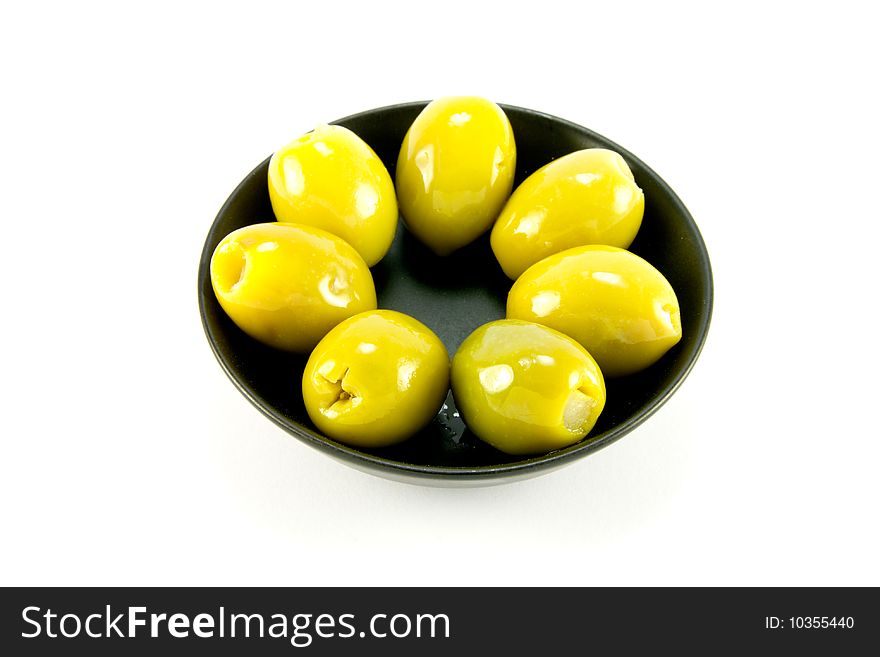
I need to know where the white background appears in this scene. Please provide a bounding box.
[2,1,878,586]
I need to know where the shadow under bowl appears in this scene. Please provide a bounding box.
[197,102,713,486]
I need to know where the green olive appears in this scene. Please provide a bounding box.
[302,310,450,448]
[396,96,516,255]
[210,222,376,352]
[491,148,644,279]
[507,245,681,376]
[451,320,606,455]
[268,124,397,266]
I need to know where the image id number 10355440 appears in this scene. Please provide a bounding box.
[765,616,855,630]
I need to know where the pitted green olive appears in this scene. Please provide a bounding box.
[268,124,397,266]
[302,310,449,448]
[302,310,449,447]
[451,320,606,455]
[507,245,681,377]
[210,222,376,352]
[491,148,644,279]
[396,97,516,255]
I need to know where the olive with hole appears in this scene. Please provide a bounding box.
[210,222,376,352]
[302,310,450,448]
[491,148,644,279]
[507,245,682,376]
[451,319,606,455]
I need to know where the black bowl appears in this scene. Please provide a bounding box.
[198,102,713,486]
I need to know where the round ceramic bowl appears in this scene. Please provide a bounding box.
[198,102,713,486]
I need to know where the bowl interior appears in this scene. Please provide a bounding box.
[198,102,713,480]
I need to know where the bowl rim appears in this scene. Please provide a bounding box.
[197,101,714,481]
